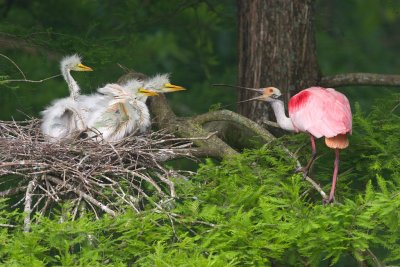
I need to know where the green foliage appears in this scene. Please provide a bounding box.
[1,95,400,266]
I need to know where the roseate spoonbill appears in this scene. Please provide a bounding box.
[41,54,93,141]
[248,86,352,203]
[84,75,185,142]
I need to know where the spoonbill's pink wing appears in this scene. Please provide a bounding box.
[288,87,352,138]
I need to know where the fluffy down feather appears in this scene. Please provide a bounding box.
[41,97,86,141]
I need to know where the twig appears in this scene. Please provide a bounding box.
[280,145,328,200]
[46,175,117,217]
[0,53,61,84]
[0,186,28,197]
[0,53,26,79]
[0,223,16,228]
[23,179,36,232]
[303,176,327,200]
[366,248,383,267]
[3,74,62,84]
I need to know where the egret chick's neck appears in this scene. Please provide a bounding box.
[270,100,295,131]
[62,67,80,100]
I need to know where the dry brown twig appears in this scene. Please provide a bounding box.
[0,118,203,219]
[0,53,61,84]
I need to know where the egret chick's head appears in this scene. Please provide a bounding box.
[144,74,186,93]
[122,79,158,100]
[60,54,93,72]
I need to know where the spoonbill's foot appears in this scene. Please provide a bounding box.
[294,166,310,180]
[323,197,335,205]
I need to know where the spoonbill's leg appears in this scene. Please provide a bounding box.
[296,135,317,178]
[327,148,340,203]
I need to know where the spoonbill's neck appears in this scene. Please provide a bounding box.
[270,100,295,131]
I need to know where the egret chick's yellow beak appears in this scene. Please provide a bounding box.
[139,88,159,96]
[76,63,93,72]
[162,83,186,92]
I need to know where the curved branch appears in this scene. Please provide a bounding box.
[321,73,400,88]
[150,96,238,159]
[191,109,274,142]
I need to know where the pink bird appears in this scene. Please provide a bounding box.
[247,86,352,203]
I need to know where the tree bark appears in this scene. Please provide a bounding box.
[237,0,320,123]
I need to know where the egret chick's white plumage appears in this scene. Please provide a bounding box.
[41,54,93,141]
[82,74,186,142]
[85,79,158,142]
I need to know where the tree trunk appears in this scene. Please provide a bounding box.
[237,0,320,123]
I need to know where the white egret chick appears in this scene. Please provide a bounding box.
[86,79,158,142]
[41,54,93,141]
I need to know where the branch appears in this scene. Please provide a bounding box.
[280,145,328,200]
[0,53,61,84]
[2,74,62,84]
[366,248,383,267]
[0,53,26,79]
[149,95,239,159]
[191,109,274,142]
[23,179,36,232]
[0,186,28,197]
[321,73,400,88]
[0,223,16,228]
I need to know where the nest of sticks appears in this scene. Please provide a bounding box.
[0,118,199,221]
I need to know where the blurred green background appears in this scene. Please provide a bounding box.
[0,0,399,121]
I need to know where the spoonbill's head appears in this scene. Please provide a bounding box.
[60,54,93,72]
[256,87,283,102]
[241,86,283,103]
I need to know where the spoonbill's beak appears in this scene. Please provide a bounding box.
[237,94,267,104]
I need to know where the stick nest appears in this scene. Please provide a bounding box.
[0,118,197,218]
